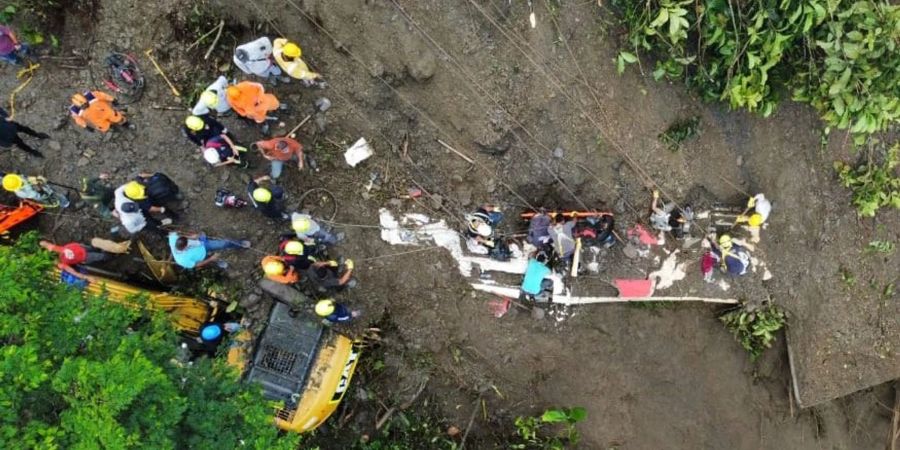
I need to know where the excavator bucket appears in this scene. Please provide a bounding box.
[138,240,177,285]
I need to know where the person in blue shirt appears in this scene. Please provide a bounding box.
[168,231,251,269]
[315,299,358,325]
[521,251,552,299]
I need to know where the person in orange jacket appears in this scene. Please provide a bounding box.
[69,91,129,133]
[225,82,281,127]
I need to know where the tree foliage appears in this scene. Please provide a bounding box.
[615,0,900,141]
[0,234,299,450]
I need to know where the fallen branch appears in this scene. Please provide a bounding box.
[286,114,312,138]
[151,104,185,111]
[374,378,429,430]
[187,20,224,50]
[436,138,475,164]
[203,20,226,60]
[458,394,483,450]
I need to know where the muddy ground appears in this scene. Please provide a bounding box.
[2,0,899,448]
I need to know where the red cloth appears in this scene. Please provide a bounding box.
[48,242,87,265]
[627,224,657,246]
[700,251,715,275]
[615,279,653,297]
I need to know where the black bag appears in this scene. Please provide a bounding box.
[141,173,180,203]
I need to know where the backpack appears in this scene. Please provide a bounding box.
[141,173,179,203]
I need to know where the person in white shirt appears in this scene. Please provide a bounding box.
[233,37,285,83]
[191,76,231,116]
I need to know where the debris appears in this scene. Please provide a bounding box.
[90,238,131,254]
[614,279,654,297]
[436,138,474,164]
[315,97,332,112]
[345,138,374,167]
[553,146,564,158]
[286,114,312,138]
[488,297,511,318]
[144,49,181,97]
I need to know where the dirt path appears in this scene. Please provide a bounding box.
[2,0,898,448]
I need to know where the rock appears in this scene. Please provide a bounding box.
[146,150,158,160]
[736,155,743,167]
[531,307,546,320]
[429,194,443,209]
[553,146,564,158]
[48,140,61,151]
[192,186,202,193]
[76,157,90,167]
[388,198,402,207]
[240,293,261,308]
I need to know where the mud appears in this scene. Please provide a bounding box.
[2,0,899,448]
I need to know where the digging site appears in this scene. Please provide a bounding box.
[1,0,899,448]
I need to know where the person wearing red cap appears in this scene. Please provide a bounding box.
[39,240,112,278]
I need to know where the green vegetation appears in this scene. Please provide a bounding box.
[719,304,786,361]
[659,116,701,151]
[835,144,900,217]
[511,407,587,449]
[353,410,457,450]
[614,0,900,141]
[866,240,895,254]
[0,2,60,47]
[0,234,299,450]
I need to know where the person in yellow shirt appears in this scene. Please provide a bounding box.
[272,39,325,88]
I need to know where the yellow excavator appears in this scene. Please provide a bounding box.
[56,269,360,433]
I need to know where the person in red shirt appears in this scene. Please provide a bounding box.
[254,137,303,180]
[39,240,112,278]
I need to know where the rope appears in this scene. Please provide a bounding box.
[9,62,39,120]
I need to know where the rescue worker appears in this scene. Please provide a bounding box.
[279,238,318,271]
[168,231,250,270]
[291,212,343,245]
[254,136,303,180]
[272,39,324,87]
[261,255,300,284]
[0,26,27,65]
[183,114,229,148]
[549,213,577,263]
[464,204,506,257]
[306,258,356,292]
[39,240,112,273]
[521,250,553,302]
[114,182,169,234]
[80,173,114,217]
[315,298,359,325]
[191,76,232,116]
[527,209,553,247]
[225,82,281,129]
[233,37,285,82]
[649,190,692,238]
[203,134,248,168]
[702,234,751,281]
[247,175,287,220]
[69,91,128,133]
[0,109,49,157]
[735,193,771,243]
[1,173,70,208]
[121,173,181,219]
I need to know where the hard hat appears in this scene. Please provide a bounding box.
[292,216,312,232]
[284,240,304,255]
[315,299,335,317]
[185,115,205,131]
[476,223,492,237]
[718,234,733,250]
[203,148,220,164]
[2,173,23,191]
[70,93,87,106]
[252,187,272,203]
[283,42,302,58]
[226,86,241,98]
[123,181,146,200]
[748,213,764,228]
[263,258,285,276]
[200,90,219,108]
[200,323,222,342]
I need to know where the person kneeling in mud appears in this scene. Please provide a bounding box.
[521,250,554,303]
[304,257,357,294]
[464,204,510,261]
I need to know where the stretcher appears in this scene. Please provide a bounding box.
[0,200,42,234]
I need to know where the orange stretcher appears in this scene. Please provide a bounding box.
[0,200,43,234]
[519,210,613,219]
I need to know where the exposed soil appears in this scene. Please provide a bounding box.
[2,0,899,448]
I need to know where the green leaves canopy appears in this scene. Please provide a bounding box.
[0,234,299,450]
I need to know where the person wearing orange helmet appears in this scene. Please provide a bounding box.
[225,82,281,129]
[69,91,129,133]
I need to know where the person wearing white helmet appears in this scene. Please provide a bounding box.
[191,76,231,116]
[290,212,343,245]
[202,135,247,168]
[233,37,288,84]
[464,204,503,254]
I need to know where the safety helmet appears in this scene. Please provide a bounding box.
[284,240,304,255]
[315,299,335,317]
[200,323,222,342]
[185,115,205,131]
[748,213,764,228]
[226,86,241,99]
[123,181,146,200]
[283,42,302,58]
[203,148,220,164]
[263,258,285,276]
[252,187,272,203]
[718,234,733,250]
[200,90,219,108]
[70,93,88,107]
[2,173,23,191]
[292,216,312,232]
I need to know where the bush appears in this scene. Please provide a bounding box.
[835,144,900,216]
[0,234,299,450]
[719,304,786,361]
[614,0,900,139]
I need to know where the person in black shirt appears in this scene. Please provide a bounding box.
[0,109,48,157]
[182,114,228,147]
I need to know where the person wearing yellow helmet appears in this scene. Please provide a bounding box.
[306,256,357,292]
[290,212,344,245]
[260,255,299,284]
[182,113,229,148]
[315,298,359,325]
[191,76,232,116]
[247,175,287,220]
[0,108,50,158]
[2,172,70,207]
[168,231,250,270]
[116,173,183,229]
[703,234,751,279]
[272,38,324,85]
